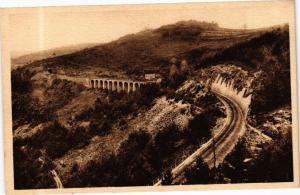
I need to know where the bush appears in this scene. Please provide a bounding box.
[71,162,79,173]
[221,129,293,183]
[13,145,55,189]
[153,123,181,159]
[28,121,90,159]
[118,130,151,158]
[66,154,119,187]
[11,68,33,94]
[223,138,248,183]
[89,119,111,136]
[188,112,212,143]
[11,68,52,128]
[138,83,160,105]
[247,130,293,182]
[184,157,213,184]
[161,169,173,185]
[66,127,91,148]
[101,130,155,186]
[68,130,157,187]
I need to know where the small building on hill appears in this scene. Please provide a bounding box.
[145,73,156,80]
[144,69,158,80]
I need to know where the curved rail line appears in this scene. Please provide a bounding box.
[154,91,246,186]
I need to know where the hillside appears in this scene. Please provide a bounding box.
[11,43,100,69]
[26,21,265,76]
[20,21,290,113]
[12,20,292,188]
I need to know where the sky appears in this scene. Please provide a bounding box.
[7,0,294,56]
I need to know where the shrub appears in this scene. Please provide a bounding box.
[115,130,156,186]
[221,129,293,183]
[66,154,119,187]
[223,138,248,183]
[70,130,156,187]
[188,112,213,143]
[154,123,181,158]
[71,162,79,173]
[13,145,55,189]
[11,68,33,94]
[11,68,51,127]
[118,130,151,156]
[161,169,173,185]
[247,130,293,182]
[184,157,213,184]
[89,119,111,136]
[66,127,91,148]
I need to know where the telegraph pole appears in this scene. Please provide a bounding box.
[212,131,216,169]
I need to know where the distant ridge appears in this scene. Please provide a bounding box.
[11,43,100,69]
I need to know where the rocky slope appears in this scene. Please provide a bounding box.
[12,20,292,188]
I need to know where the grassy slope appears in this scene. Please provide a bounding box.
[36,21,289,113]
[31,21,263,76]
[12,21,292,188]
[198,25,290,113]
[11,43,100,69]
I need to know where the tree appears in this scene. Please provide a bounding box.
[188,112,213,143]
[89,119,111,135]
[184,158,213,184]
[223,138,247,183]
[169,57,177,65]
[154,123,180,159]
[247,130,293,182]
[180,60,190,76]
[115,130,156,186]
[13,145,55,189]
[169,64,179,81]
[161,169,173,185]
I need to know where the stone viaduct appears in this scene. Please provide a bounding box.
[86,78,148,93]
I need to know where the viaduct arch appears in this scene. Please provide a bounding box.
[87,78,146,93]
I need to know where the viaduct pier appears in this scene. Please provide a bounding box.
[86,78,148,93]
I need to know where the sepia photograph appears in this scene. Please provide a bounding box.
[0,0,299,194]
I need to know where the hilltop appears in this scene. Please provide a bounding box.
[11,43,100,69]
[23,21,266,76]
[18,20,290,112]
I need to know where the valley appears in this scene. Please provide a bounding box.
[11,21,293,188]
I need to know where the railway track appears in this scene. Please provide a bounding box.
[154,91,246,185]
